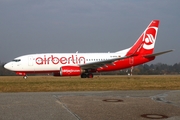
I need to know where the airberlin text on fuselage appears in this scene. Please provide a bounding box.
[36,55,85,65]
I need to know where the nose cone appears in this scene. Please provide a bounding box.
[4,63,12,71]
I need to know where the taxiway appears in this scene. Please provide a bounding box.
[0,90,180,120]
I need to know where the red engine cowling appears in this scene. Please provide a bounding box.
[60,66,82,76]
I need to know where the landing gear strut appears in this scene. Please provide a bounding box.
[81,73,94,78]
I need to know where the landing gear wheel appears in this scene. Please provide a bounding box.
[23,76,27,79]
[81,73,87,78]
[88,73,93,78]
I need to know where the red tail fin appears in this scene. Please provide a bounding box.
[126,20,160,56]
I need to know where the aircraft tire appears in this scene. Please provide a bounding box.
[23,76,27,79]
[88,73,93,78]
[81,73,87,78]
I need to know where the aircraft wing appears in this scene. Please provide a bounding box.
[79,56,131,69]
[144,50,173,58]
[79,43,142,70]
[79,49,173,70]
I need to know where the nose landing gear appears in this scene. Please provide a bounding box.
[23,75,28,79]
[16,72,27,79]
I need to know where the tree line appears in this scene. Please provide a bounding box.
[0,61,180,76]
[100,63,180,75]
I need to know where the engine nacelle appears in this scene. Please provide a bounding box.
[59,66,82,76]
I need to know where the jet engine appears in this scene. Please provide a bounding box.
[54,66,82,76]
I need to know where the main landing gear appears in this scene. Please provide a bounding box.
[81,73,94,78]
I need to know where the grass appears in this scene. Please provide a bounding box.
[0,75,180,92]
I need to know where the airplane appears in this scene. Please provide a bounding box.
[4,20,173,79]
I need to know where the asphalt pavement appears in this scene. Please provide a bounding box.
[0,90,180,120]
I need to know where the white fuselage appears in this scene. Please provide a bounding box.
[4,50,128,72]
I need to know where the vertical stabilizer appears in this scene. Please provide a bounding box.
[126,20,160,56]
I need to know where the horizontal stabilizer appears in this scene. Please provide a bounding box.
[144,50,173,58]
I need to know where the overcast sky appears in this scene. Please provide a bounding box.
[0,0,179,65]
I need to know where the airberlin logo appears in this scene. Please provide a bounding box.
[143,27,158,50]
[36,55,85,65]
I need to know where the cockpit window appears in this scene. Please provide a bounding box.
[12,59,21,62]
